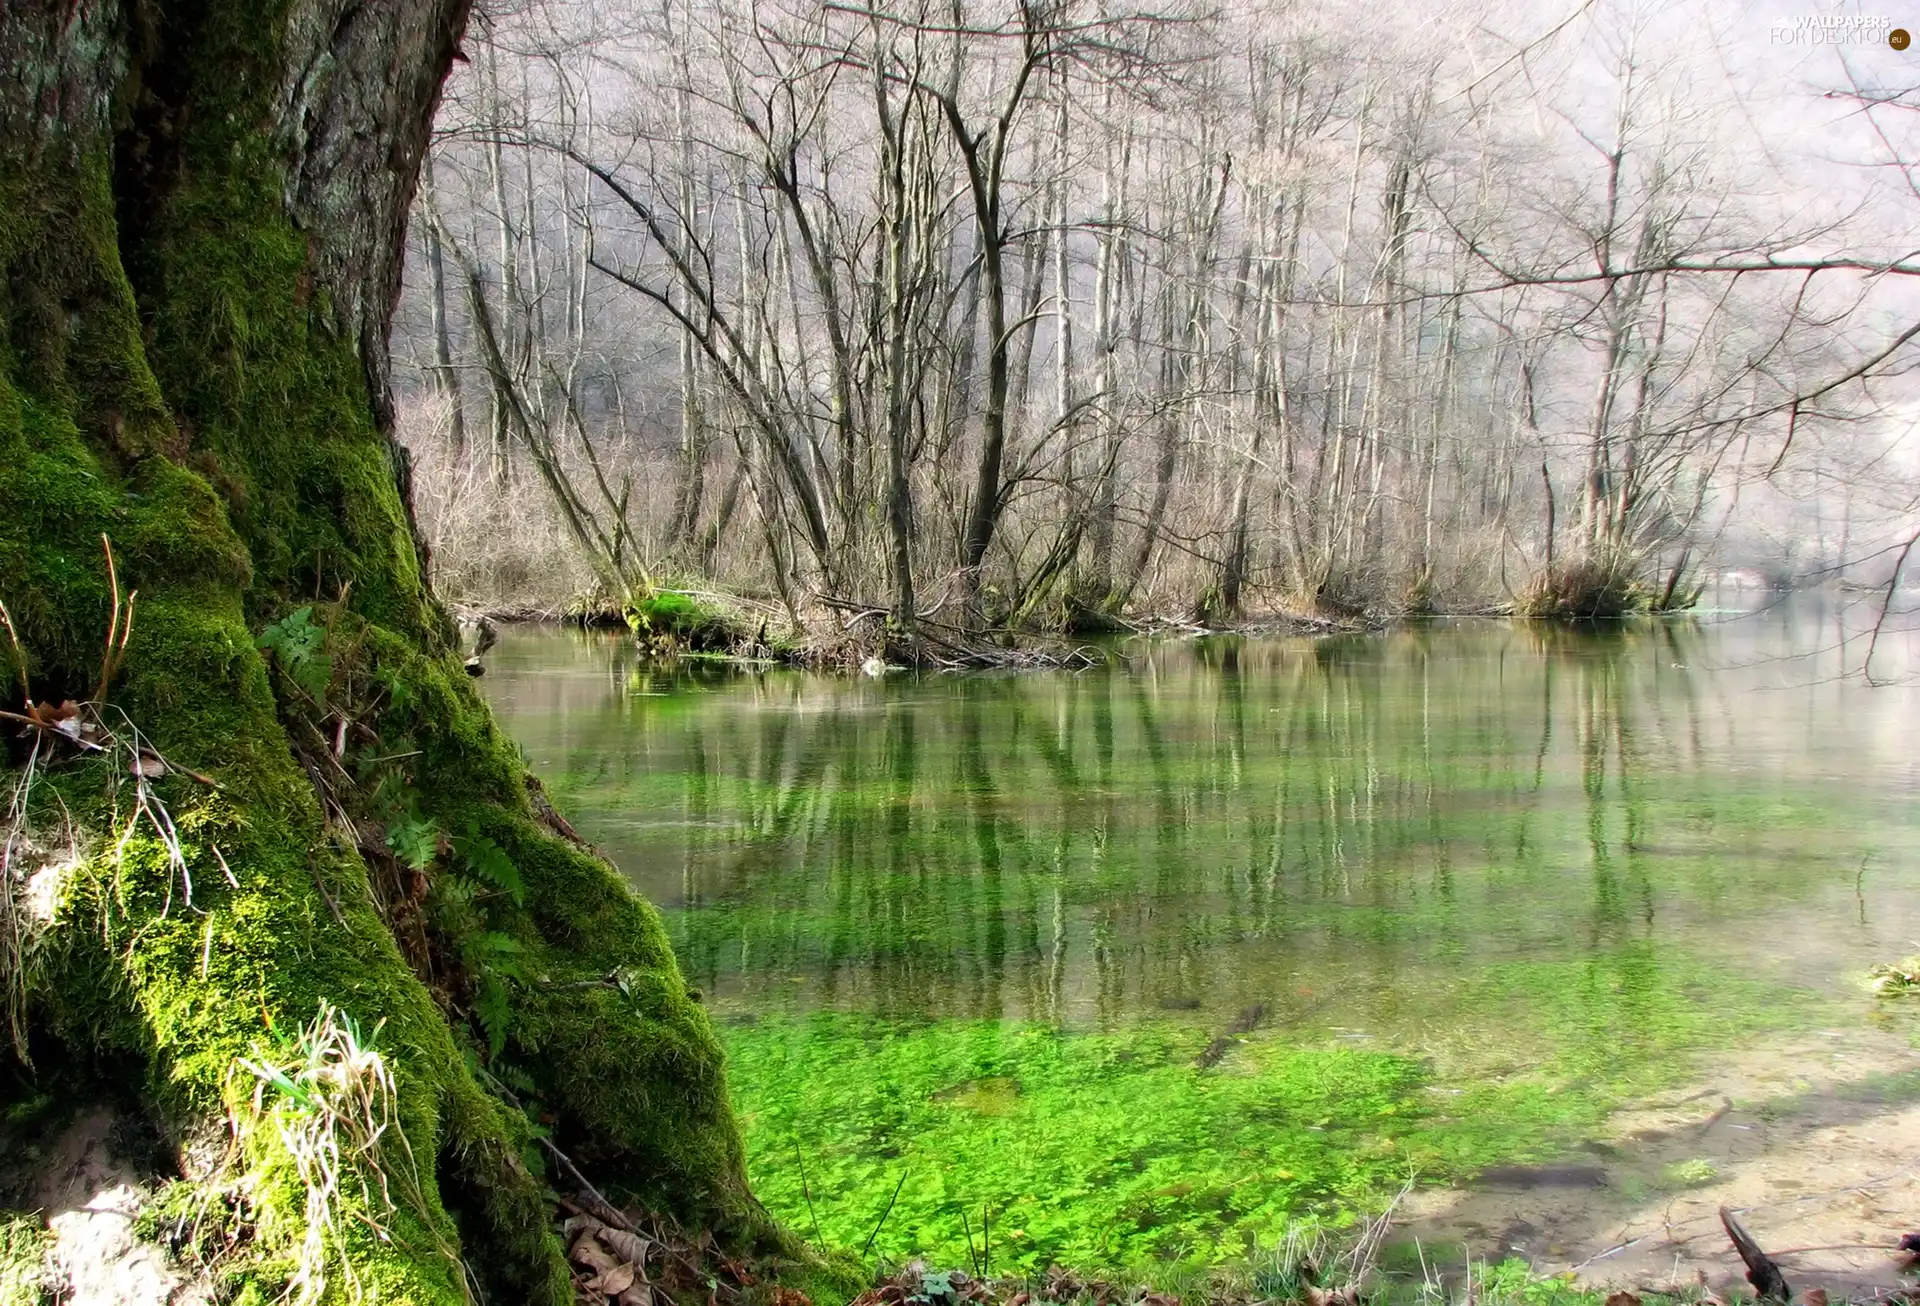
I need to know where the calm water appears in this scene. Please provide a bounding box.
[484,603,1920,1272]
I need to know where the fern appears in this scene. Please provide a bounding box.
[386,817,442,872]
[464,932,525,1060]
[385,814,441,875]
[432,877,477,909]
[257,606,333,700]
[372,663,413,713]
[453,832,524,906]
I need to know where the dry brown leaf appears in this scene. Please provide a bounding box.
[1606,1292,1642,1306]
[769,1288,813,1306]
[26,701,78,727]
[570,1232,621,1275]
[585,1262,637,1295]
[1802,1291,1828,1306]
[617,1285,653,1306]
[130,751,166,778]
[601,1228,652,1267]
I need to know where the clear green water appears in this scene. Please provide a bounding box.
[482,605,1920,1274]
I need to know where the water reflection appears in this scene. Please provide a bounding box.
[484,608,1920,1045]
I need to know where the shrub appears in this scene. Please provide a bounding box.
[1516,555,1646,621]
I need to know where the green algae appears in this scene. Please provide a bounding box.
[731,1015,1429,1272]
[717,942,1821,1276]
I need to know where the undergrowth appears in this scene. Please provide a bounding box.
[831,1223,1714,1306]
[1515,557,1647,622]
[627,590,757,656]
[1867,955,1920,997]
[1513,552,1700,622]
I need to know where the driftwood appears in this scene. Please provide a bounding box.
[1720,1206,1791,1302]
[1195,1003,1268,1069]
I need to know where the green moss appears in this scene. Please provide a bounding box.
[324,625,754,1227]
[0,1214,47,1306]
[0,0,766,1300]
[627,590,750,653]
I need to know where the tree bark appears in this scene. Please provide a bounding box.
[0,2,763,1301]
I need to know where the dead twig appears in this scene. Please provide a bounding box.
[91,534,136,705]
[0,600,27,705]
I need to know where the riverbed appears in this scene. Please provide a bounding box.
[482,601,1920,1292]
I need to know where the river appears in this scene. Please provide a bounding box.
[483,601,1920,1290]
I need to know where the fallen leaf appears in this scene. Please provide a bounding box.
[130,751,166,778]
[585,1262,636,1295]
[1606,1293,1642,1306]
[617,1285,652,1306]
[1803,1291,1828,1306]
[26,700,78,727]
[570,1232,621,1275]
[601,1228,652,1267]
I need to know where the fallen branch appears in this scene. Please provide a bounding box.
[1720,1205,1791,1302]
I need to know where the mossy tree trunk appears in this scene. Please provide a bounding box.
[0,2,762,1301]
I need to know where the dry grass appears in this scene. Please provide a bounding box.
[398,399,598,613]
[233,1002,469,1305]
[1515,554,1647,621]
[0,538,219,1062]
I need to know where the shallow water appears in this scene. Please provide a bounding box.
[483,602,1920,1275]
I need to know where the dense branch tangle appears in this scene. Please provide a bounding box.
[395,0,1920,629]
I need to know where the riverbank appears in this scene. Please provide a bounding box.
[1396,1025,1920,1300]
[451,590,1417,676]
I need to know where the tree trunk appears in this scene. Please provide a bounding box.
[0,2,763,1302]
[422,153,467,453]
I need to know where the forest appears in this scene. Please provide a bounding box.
[394,0,1920,635]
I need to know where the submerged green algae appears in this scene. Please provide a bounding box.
[718,939,1824,1275]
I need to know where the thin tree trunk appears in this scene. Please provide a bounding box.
[422,152,467,452]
